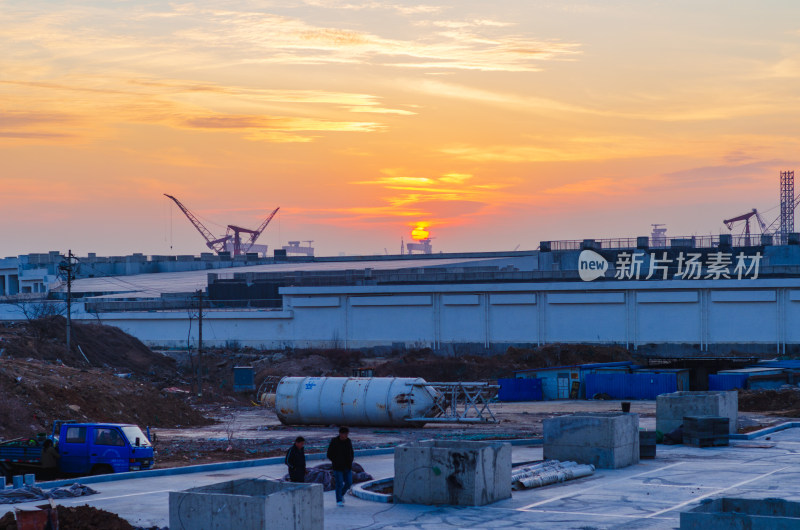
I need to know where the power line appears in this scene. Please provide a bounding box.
[70,258,164,296]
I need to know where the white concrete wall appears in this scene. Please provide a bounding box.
[3,278,800,354]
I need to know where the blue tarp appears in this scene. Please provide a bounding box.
[499,378,543,401]
[584,373,676,400]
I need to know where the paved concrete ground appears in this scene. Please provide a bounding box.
[3,429,800,529]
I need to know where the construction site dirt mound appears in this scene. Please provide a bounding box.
[56,505,135,530]
[251,349,362,384]
[0,317,176,376]
[0,358,211,439]
[738,388,800,416]
[373,344,636,381]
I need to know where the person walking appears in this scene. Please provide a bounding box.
[285,436,306,483]
[326,426,354,506]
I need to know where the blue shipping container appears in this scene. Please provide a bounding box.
[708,374,749,391]
[584,373,676,400]
[233,366,256,392]
[498,378,543,402]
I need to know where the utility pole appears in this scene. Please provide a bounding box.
[196,289,203,397]
[59,250,75,356]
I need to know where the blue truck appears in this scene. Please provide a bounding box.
[0,421,154,480]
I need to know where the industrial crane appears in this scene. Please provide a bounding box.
[164,194,231,254]
[226,206,280,256]
[723,208,768,246]
[164,194,280,256]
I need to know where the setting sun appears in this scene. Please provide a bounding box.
[411,225,430,241]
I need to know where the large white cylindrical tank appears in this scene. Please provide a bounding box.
[275,377,439,427]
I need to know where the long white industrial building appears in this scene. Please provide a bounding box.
[2,239,799,356]
[86,277,800,356]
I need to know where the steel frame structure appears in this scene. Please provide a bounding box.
[405,381,499,424]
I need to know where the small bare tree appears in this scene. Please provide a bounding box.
[6,298,67,321]
[223,411,239,452]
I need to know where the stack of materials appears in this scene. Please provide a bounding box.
[511,460,595,490]
[639,430,657,459]
[683,416,730,447]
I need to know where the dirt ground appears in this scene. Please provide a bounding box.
[0,358,210,438]
[0,504,157,530]
[738,388,800,417]
[149,400,788,469]
[0,317,175,376]
[1,316,798,469]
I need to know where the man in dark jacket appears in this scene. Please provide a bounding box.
[40,439,60,481]
[286,436,306,483]
[326,426,354,506]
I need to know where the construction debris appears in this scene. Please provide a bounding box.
[512,460,595,490]
[0,483,97,505]
[738,388,800,416]
[280,462,372,491]
[274,376,499,427]
[0,358,210,438]
[0,317,175,375]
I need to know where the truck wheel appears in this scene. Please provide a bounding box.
[90,464,114,476]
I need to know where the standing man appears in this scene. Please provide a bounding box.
[40,439,60,481]
[326,426,354,506]
[285,436,306,483]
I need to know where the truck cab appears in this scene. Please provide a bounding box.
[57,423,154,475]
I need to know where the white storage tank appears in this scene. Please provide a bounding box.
[275,377,440,427]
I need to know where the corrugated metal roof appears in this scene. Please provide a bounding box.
[64,256,500,297]
[755,360,800,369]
[514,361,634,375]
[718,367,785,375]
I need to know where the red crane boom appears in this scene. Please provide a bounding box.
[723,208,767,246]
[226,206,280,256]
[165,194,280,256]
[164,194,230,254]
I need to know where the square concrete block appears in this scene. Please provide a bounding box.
[681,497,800,529]
[657,391,738,434]
[543,412,640,469]
[394,440,512,506]
[169,479,323,530]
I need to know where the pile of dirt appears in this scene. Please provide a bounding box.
[56,505,135,530]
[374,344,636,381]
[738,388,800,416]
[205,344,638,385]
[251,349,362,385]
[0,357,211,439]
[0,506,154,530]
[0,317,175,376]
[0,512,15,530]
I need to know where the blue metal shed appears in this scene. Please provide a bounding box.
[709,373,749,391]
[515,366,581,400]
[635,368,690,391]
[514,362,635,400]
[584,372,677,400]
[498,378,543,401]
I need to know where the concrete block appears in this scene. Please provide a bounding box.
[12,475,23,489]
[681,497,800,529]
[543,412,640,469]
[23,474,35,486]
[393,440,511,506]
[657,391,738,434]
[169,478,323,530]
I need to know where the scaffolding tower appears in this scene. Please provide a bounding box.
[780,170,795,245]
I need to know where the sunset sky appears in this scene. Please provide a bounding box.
[2,1,800,256]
